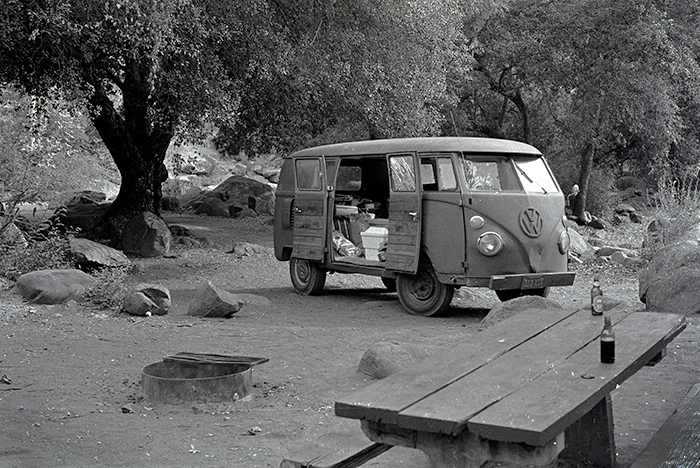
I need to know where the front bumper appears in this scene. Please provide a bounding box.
[489,272,576,291]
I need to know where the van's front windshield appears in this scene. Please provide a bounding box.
[462,155,558,193]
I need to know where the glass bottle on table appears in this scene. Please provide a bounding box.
[601,316,615,364]
[591,276,604,315]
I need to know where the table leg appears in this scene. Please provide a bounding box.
[560,393,616,468]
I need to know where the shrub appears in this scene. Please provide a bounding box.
[646,173,700,251]
[0,236,74,281]
[81,265,133,311]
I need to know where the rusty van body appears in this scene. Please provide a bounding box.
[273,137,575,316]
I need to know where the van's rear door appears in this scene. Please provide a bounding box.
[385,153,421,273]
[292,157,327,261]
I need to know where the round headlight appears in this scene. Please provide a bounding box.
[559,230,571,254]
[477,232,504,257]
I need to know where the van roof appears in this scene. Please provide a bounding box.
[288,137,541,158]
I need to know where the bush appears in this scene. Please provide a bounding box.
[0,236,74,281]
[649,173,700,245]
[81,265,133,311]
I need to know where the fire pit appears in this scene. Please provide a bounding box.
[141,352,269,404]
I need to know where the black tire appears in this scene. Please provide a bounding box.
[380,277,397,292]
[289,258,326,295]
[396,261,454,317]
[496,287,550,302]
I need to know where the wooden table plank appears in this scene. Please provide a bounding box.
[395,308,634,435]
[468,312,686,446]
[335,307,578,424]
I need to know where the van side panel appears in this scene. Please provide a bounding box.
[385,196,421,272]
[385,153,421,273]
[274,159,295,261]
[420,192,466,276]
[292,192,326,260]
[291,157,328,261]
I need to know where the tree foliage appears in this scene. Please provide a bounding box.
[455,0,700,216]
[2,0,700,229]
[0,85,116,235]
[1,0,277,239]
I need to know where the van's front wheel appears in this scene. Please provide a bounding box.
[396,263,454,317]
[290,258,326,295]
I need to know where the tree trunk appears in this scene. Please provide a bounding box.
[87,59,174,243]
[573,142,595,220]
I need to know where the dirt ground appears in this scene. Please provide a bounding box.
[1,214,697,468]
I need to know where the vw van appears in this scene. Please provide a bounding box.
[274,137,575,316]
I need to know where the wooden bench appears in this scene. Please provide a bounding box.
[324,307,686,468]
[630,382,700,468]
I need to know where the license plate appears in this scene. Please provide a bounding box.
[522,276,544,289]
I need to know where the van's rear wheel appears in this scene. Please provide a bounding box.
[290,258,326,295]
[396,262,454,317]
[496,287,550,302]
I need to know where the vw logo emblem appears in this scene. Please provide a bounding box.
[520,207,543,238]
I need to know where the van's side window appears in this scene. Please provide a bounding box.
[389,155,416,192]
[296,159,323,191]
[437,157,458,191]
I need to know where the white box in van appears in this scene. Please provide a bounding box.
[361,226,388,261]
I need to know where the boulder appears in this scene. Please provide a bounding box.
[358,341,439,380]
[161,196,183,212]
[122,283,171,316]
[121,212,172,258]
[187,281,244,318]
[65,190,106,206]
[0,221,28,248]
[189,176,275,216]
[194,197,230,217]
[479,296,563,330]
[643,218,669,250]
[568,229,594,261]
[70,237,130,268]
[13,269,96,304]
[639,240,700,315]
[59,203,111,232]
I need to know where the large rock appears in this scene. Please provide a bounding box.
[0,220,28,248]
[639,240,700,315]
[194,197,230,217]
[479,296,563,330]
[188,176,275,216]
[65,190,107,206]
[121,212,172,258]
[70,237,130,268]
[568,229,595,262]
[358,341,439,380]
[13,269,96,304]
[59,203,111,232]
[187,281,244,318]
[122,283,171,316]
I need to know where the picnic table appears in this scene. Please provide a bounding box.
[334,307,686,468]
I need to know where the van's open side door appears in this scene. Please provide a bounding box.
[385,153,421,273]
[292,157,327,261]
